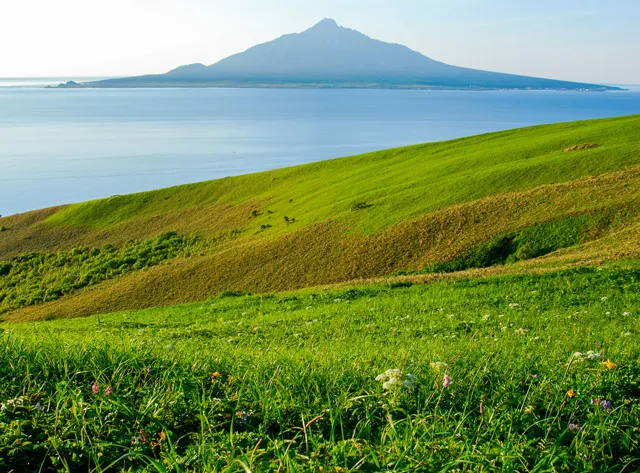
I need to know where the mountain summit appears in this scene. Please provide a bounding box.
[83,19,617,90]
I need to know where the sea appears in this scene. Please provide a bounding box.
[1,78,639,216]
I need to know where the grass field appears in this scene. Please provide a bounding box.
[1,115,639,321]
[1,115,640,471]
[1,264,639,472]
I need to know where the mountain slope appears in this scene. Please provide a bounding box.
[1,115,639,321]
[82,19,618,90]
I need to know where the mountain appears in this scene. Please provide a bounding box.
[1,115,639,321]
[75,19,618,90]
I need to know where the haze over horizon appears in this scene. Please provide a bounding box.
[1,0,639,85]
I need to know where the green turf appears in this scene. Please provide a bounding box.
[2,265,639,472]
[46,115,640,235]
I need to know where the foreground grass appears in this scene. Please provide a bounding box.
[1,265,639,472]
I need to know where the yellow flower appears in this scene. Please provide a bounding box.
[567,389,576,398]
[97,452,103,458]
[210,371,221,382]
[603,360,616,370]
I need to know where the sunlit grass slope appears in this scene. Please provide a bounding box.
[1,115,639,320]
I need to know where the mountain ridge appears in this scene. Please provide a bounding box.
[64,19,620,90]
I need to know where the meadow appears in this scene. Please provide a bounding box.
[1,115,640,321]
[1,115,640,471]
[1,264,639,472]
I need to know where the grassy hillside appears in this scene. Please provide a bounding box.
[2,265,639,471]
[1,115,639,321]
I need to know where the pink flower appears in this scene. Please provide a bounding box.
[105,387,113,396]
[91,383,100,394]
[443,375,451,388]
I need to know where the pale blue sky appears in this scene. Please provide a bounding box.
[1,0,638,84]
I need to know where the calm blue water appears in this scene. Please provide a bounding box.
[1,86,639,216]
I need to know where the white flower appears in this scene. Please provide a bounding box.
[586,350,603,361]
[508,303,520,308]
[623,312,631,316]
[482,314,491,321]
[601,297,608,301]
[377,369,416,390]
[382,377,401,390]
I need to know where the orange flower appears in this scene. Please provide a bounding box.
[603,360,616,370]
[210,371,221,382]
[567,389,576,398]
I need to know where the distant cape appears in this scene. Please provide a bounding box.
[60,18,620,91]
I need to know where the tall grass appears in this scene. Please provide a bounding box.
[1,265,639,471]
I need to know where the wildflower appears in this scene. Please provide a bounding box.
[524,405,535,414]
[601,297,608,301]
[568,423,582,433]
[479,402,485,415]
[211,371,221,381]
[590,399,596,405]
[601,400,611,410]
[242,411,248,423]
[603,360,616,370]
[376,369,415,391]
[97,452,103,458]
[623,312,631,316]
[567,389,576,398]
[146,365,152,373]
[36,403,43,411]
[105,387,113,396]
[587,350,603,361]
[382,377,401,390]
[443,375,451,388]
[91,383,100,394]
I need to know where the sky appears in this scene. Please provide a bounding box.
[1,0,638,84]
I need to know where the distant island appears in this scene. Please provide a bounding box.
[55,19,621,91]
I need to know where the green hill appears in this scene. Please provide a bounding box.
[1,114,639,321]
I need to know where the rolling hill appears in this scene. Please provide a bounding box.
[70,19,619,90]
[1,114,639,321]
